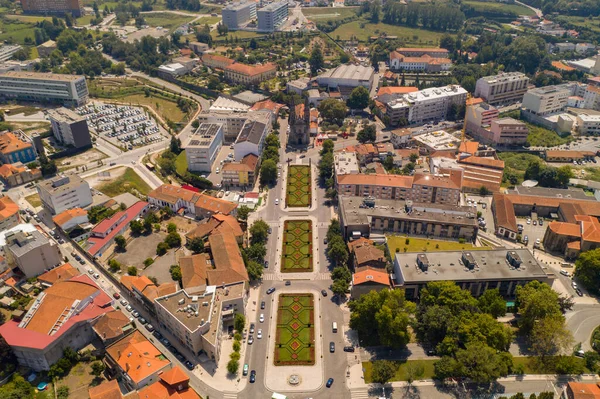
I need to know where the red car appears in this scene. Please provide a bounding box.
[113,293,121,299]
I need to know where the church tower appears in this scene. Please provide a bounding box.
[288,96,310,146]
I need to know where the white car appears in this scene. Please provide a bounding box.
[275,199,279,205]
[216,167,220,174]
[257,329,262,339]
[259,313,264,323]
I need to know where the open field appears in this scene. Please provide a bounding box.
[557,16,600,33]
[119,93,189,123]
[387,236,491,253]
[281,220,313,273]
[144,13,195,32]
[212,29,264,40]
[0,18,35,44]
[526,124,572,147]
[196,16,221,25]
[274,294,315,366]
[330,21,447,44]
[25,193,42,208]
[5,15,52,23]
[175,150,188,175]
[463,0,536,16]
[303,7,358,21]
[75,14,95,25]
[97,167,151,197]
[286,165,311,207]
[498,152,544,185]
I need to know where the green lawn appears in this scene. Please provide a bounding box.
[556,15,600,34]
[526,124,572,147]
[497,152,544,186]
[175,150,188,175]
[75,14,95,26]
[97,167,151,197]
[463,0,536,16]
[25,193,42,208]
[116,93,190,124]
[144,13,196,32]
[330,21,447,44]
[212,30,264,40]
[387,236,490,254]
[5,15,52,23]
[286,165,311,207]
[274,294,315,366]
[281,220,313,273]
[196,16,221,25]
[0,18,36,44]
[363,359,437,383]
[512,356,591,374]
[303,7,359,22]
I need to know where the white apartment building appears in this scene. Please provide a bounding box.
[257,1,288,32]
[233,120,269,161]
[0,45,23,62]
[222,1,256,30]
[405,85,467,124]
[521,84,573,116]
[0,71,88,107]
[334,151,359,176]
[47,107,92,149]
[577,114,600,135]
[197,111,270,144]
[474,73,530,105]
[4,229,62,277]
[36,175,93,215]
[185,123,223,173]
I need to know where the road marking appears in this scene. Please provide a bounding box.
[351,388,370,399]
[222,392,237,399]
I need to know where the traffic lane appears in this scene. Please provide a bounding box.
[567,306,600,351]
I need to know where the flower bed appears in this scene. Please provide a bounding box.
[274,294,315,366]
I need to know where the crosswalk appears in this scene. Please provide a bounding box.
[263,273,278,281]
[222,392,237,399]
[351,388,370,399]
[316,272,331,280]
[262,272,331,281]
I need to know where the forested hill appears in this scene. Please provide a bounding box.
[519,0,600,16]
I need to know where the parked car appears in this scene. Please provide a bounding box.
[261,301,266,309]
[250,370,256,383]
[93,273,100,279]
[329,342,335,353]
[285,280,291,286]
[184,361,194,370]
[120,299,128,306]
[259,314,264,323]
[248,335,254,345]
[343,346,355,352]
[576,288,583,297]
[113,293,120,299]
[257,329,262,339]
[145,324,154,332]
[326,378,334,388]
[243,364,249,376]
[88,269,94,275]
[126,305,133,312]
[560,270,570,277]
[250,323,255,334]
[153,330,162,340]
[321,289,328,297]
[139,317,147,325]
[132,311,140,318]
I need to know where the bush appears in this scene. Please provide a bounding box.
[143,258,154,267]
[227,359,239,374]
[234,332,242,341]
[459,238,466,244]
[405,238,410,245]
[230,351,240,361]
[156,242,169,255]
[233,341,241,352]
[127,266,138,276]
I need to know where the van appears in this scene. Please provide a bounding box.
[332,322,337,333]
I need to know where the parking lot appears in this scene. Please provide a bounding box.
[77,102,167,150]
[515,215,547,249]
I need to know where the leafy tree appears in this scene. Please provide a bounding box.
[318,151,334,182]
[246,243,267,262]
[108,259,121,273]
[260,159,277,186]
[357,124,377,143]
[249,220,269,245]
[371,360,397,384]
[167,223,177,233]
[555,355,585,375]
[227,359,239,374]
[406,361,425,384]
[557,165,573,187]
[234,313,245,333]
[347,86,370,110]
[515,281,562,333]
[57,386,70,399]
[170,136,182,154]
[90,361,105,377]
[309,44,324,75]
[127,266,138,276]
[237,205,250,221]
[143,258,154,267]
[169,265,182,281]
[529,315,573,358]
[461,76,477,93]
[246,259,263,281]
[439,34,456,52]
[478,288,506,318]
[584,351,600,372]
[435,343,512,383]
[318,98,347,126]
[331,266,351,283]
[574,248,600,294]
[165,232,182,248]
[349,289,415,348]
[331,278,349,296]
[115,235,126,250]
[327,235,348,266]
[156,242,169,255]
[187,237,204,253]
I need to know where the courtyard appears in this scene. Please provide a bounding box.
[286,165,311,208]
[274,294,315,366]
[281,220,313,273]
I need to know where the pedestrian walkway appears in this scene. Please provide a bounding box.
[315,272,331,280]
[350,387,370,399]
[222,392,237,399]
[263,273,278,281]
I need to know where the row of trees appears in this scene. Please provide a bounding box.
[382,2,465,32]
[523,159,573,188]
[327,219,351,296]
[243,220,268,280]
[318,140,336,199]
[102,33,173,75]
[259,132,280,187]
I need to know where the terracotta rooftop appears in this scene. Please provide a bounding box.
[201,53,234,65]
[194,193,237,215]
[412,170,463,190]
[160,366,190,386]
[92,310,131,341]
[207,229,248,285]
[138,366,200,399]
[376,86,418,96]
[458,141,479,155]
[353,267,390,286]
[458,155,505,169]
[106,330,171,385]
[149,184,237,215]
[548,221,581,237]
[546,150,596,158]
[121,275,178,302]
[179,253,210,290]
[354,244,385,266]
[347,237,374,252]
[0,132,32,155]
[224,62,276,77]
[580,215,600,243]
[250,99,283,114]
[395,47,448,53]
[38,263,80,285]
[52,208,87,227]
[337,173,413,188]
[0,163,33,178]
[89,380,123,399]
[567,382,600,399]
[0,195,19,222]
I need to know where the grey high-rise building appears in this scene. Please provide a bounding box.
[222,1,256,30]
[47,107,92,149]
[257,1,288,32]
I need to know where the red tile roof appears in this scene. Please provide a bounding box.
[376,86,418,97]
[52,208,87,227]
[0,195,19,222]
[87,202,148,256]
[38,263,80,285]
[89,380,123,399]
[353,267,390,286]
[337,173,413,188]
[224,62,276,77]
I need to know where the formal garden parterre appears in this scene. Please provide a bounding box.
[281,220,313,273]
[274,294,315,366]
[286,165,312,208]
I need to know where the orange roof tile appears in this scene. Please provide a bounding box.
[353,267,390,286]
[207,229,248,285]
[376,86,419,96]
[225,62,276,77]
[250,99,283,114]
[546,150,596,159]
[160,366,190,386]
[38,263,80,285]
[354,244,385,266]
[395,47,448,53]
[347,237,374,253]
[0,132,32,155]
[552,61,575,71]
[567,382,600,399]
[548,221,581,237]
[93,310,131,341]
[0,195,19,222]
[106,330,170,385]
[458,141,479,155]
[52,208,87,227]
[0,163,26,178]
[89,380,123,399]
[581,216,600,243]
[458,155,505,169]
[412,170,463,190]
[179,253,209,290]
[337,173,413,188]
